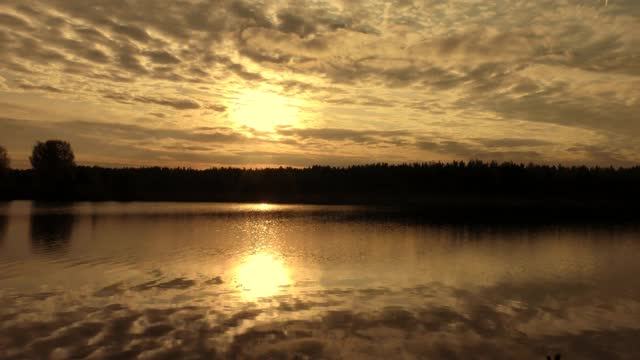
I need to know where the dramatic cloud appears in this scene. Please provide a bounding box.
[276,127,412,145]
[103,93,202,110]
[0,0,638,167]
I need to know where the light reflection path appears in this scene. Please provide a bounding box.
[233,203,294,300]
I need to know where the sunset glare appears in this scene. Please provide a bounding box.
[231,89,301,131]
[235,252,291,299]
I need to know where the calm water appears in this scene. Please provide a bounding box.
[0,201,639,359]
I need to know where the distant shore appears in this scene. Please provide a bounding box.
[2,162,640,222]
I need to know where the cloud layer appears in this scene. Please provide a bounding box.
[0,0,638,167]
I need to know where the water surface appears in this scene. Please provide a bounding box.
[1,201,639,359]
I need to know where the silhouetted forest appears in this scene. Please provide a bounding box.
[1,140,639,220]
[2,160,640,220]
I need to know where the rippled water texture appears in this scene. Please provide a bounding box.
[1,201,639,359]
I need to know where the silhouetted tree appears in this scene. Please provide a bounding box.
[30,140,75,174]
[30,140,76,199]
[0,145,9,175]
[0,146,9,199]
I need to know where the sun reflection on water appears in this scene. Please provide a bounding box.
[252,203,276,211]
[235,252,291,299]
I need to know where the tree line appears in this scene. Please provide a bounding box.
[1,140,640,219]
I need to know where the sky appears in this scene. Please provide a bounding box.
[0,0,638,168]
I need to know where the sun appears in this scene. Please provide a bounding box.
[230,89,300,131]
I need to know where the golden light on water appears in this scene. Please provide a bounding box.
[235,252,291,299]
[252,203,276,211]
[230,89,300,131]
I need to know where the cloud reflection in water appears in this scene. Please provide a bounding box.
[1,202,640,358]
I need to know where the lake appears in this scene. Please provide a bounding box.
[0,201,639,359]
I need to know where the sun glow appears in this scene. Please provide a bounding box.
[230,89,300,131]
[235,252,291,299]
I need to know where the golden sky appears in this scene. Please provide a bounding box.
[0,0,638,168]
